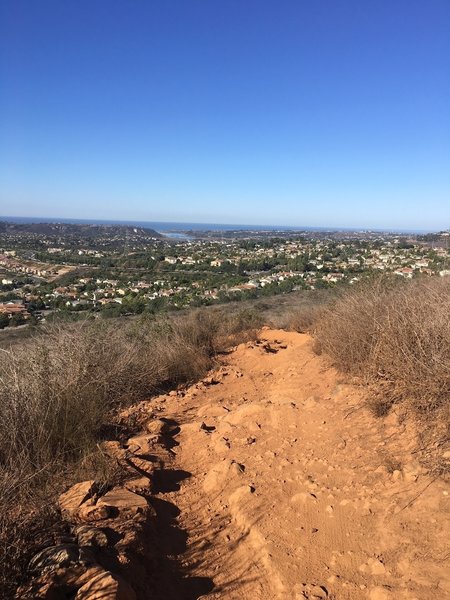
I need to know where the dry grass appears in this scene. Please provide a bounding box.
[315,276,450,445]
[287,303,325,333]
[0,307,261,597]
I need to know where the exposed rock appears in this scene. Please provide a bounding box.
[102,440,127,461]
[29,544,94,575]
[124,477,152,494]
[127,455,157,477]
[75,571,136,600]
[203,375,221,386]
[200,422,216,433]
[71,565,109,589]
[230,461,245,474]
[25,565,107,599]
[97,487,149,517]
[145,419,166,435]
[126,434,159,455]
[77,502,111,523]
[59,481,96,519]
[75,525,109,547]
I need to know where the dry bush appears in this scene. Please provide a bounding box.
[0,502,65,599]
[316,276,450,417]
[288,304,325,333]
[314,277,393,374]
[0,308,261,596]
[370,280,450,413]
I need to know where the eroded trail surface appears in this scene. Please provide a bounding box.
[150,330,450,600]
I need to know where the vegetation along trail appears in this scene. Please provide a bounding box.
[148,328,449,600]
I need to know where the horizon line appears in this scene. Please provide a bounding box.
[0,215,440,235]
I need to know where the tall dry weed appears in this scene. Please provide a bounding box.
[0,307,261,596]
[316,276,450,414]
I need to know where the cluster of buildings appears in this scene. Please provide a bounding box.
[1,228,449,325]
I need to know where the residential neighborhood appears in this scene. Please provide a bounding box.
[0,221,449,327]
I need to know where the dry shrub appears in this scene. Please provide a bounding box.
[0,307,261,596]
[0,502,65,599]
[314,277,392,374]
[371,281,450,413]
[316,276,450,416]
[288,304,325,333]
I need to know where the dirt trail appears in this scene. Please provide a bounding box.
[150,329,450,600]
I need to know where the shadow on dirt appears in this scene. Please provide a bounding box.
[144,419,214,600]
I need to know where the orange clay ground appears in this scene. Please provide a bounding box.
[146,329,450,600]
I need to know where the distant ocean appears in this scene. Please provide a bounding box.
[0,216,334,232]
[0,216,426,235]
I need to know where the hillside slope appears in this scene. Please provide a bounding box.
[148,329,449,600]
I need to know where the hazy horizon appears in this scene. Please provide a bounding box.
[0,214,440,234]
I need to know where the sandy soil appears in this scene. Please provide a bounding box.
[150,329,450,600]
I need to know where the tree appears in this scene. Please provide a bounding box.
[0,313,9,329]
[10,313,26,327]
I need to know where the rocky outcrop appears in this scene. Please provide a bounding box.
[17,419,175,599]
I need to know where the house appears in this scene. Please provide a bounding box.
[394,267,414,278]
[0,302,29,319]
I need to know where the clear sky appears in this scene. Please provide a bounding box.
[1,0,449,230]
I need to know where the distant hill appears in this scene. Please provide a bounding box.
[0,221,164,238]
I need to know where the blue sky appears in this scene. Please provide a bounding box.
[1,0,449,230]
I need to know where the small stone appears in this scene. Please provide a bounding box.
[368,558,386,575]
[391,469,402,481]
[203,375,220,386]
[230,461,245,474]
[200,422,216,433]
